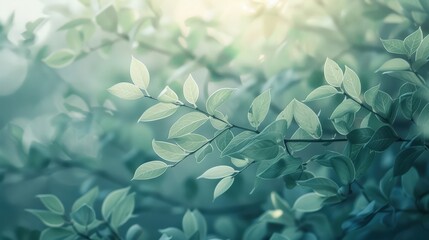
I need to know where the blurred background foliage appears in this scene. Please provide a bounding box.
[0,0,429,239]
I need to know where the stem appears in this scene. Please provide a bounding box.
[69,221,92,240]
[343,91,390,124]
[103,221,122,240]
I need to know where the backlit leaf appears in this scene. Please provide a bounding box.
[133,161,170,180]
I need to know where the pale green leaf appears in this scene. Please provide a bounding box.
[110,193,135,228]
[158,86,179,103]
[376,58,410,72]
[206,88,235,115]
[130,56,150,90]
[330,98,361,119]
[36,194,65,215]
[404,27,423,56]
[213,176,234,201]
[168,112,209,138]
[133,161,170,180]
[248,89,271,129]
[195,144,213,163]
[293,193,325,212]
[175,134,208,152]
[374,91,393,119]
[343,66,361,100]
[43,49,75,68]
[152,140,187,162]
[416,35,429,62]
[27,210,64,227]
[293,100,322,138]
[297,177,339,197]
[39,228,74,240]
[275,101,294,128]
[364,84,380,107]
[71,205,95,226]
[183,74,199,107]
[72,187,99,212]
[197,165,236,179]
[324,58,343,87]
[381,39,406,55]
[138,103,179,122]
[214,130,234,152]
[101,187,130,220]
[304,85,339,102]
[182,210,198,238]
[96,5,118,32]
[108,82,144,100]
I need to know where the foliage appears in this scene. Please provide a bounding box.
[1,0,429,239]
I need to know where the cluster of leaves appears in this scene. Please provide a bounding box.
[108,25,429,238]
[27,187,140,240]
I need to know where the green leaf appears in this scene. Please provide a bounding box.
[386,71,425,87]
[330,98,361,119]
[159,228,187,240]
[374,90,393,119]
[110,193,135,228]
[381,39,407,55]
[36,194,65,215]
[347,128,374,144]
[43,49,75,68]
[270,233,290,240]
[214,130,234,152]
[276,101,294,128]
[343,66,361,100]
[330,155,355,184]
[221,131,257,157]
[108,82,144,100]
[304,85,339,102]
[231,158,249,168]
[416,35,429,62]
[96,5,118,32]
[130,56,150,90]
[293,100,322,139]
[183,74,199,107]
[27,210,64,227]
[248,90,271,129]
[101,187,130,220]
[293,193,325,212]
[71,205,95,226]
[133,160,170,180]
[168,112,209,138]
[197,165,236,179]
[39,228,74,240]
[364,84,380,107]
[157,86,180,103]
[402,167,419,196]
[417,103,429,126]
[182,210,198,238]
[394,147,425,176]
[126,224,146,240]
[176,134,208,152]
[324,58,343,87]
[288,128,312,153]
[152,140,187,162]
[72,187,99,212]
[57,18,92,31]
[297,177,339,197]
[404,27,423,56]
[195,144,213,163]
[138,103,179,122]
[213,176,234,201]
[258,155,301,179]
[376,58,410,72]
[366,125,399,151]
[240,139,279,160]
[206,88,235,115]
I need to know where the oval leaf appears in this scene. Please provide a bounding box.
[133,160,170,180]
[197,165,236,179]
